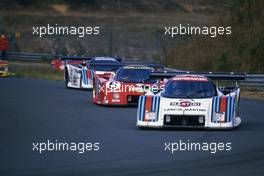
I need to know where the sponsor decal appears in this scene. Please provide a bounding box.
[170,101,201,107]
[164,108,206,112]
[172,76,208,82]
[94,57,117,61]
[123,66,151,70]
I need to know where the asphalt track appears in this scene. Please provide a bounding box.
[0,78,264,176]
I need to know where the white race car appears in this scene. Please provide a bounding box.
[64,57,121,89]
[137,73,245,129]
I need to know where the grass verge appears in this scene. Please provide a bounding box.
[9,61,64,80]
[240,87,264,100]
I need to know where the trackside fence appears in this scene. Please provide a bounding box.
[5,51,57,61]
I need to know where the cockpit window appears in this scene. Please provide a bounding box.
[115,69,155,83]
[162,80,217,98]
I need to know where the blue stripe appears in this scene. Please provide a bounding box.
[137,96,142,121]
[212,97,216,123]
[226,97,230,122]
[154,96,157,111]
[154,96,157,122]
[211,97,214,122]
[151,96,155,122]
[213,97,219,123]
[140,96,144,121]
[213,97,218,123]
[229,97,232,123]
[85,70,88,85]
[230,97,235,123]
[90,69,94,79]
[82,69,88,85]
[156,97,160,122]
[151,96,155,112]
[229,96,233,122]
[140,96,146,121]
[232,97,235,126]
[82,69,85,84]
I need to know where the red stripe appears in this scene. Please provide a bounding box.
[144,96,152,121]
[86,70,91,78]
[220,96,227,122]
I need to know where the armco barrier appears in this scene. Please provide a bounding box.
[242,75,264,86]
[5,51,57,61]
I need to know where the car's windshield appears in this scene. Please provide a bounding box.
[89,58,120,71]
[162,80,217,98]
[115,69,155,83]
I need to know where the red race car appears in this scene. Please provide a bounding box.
[92,64,164,105]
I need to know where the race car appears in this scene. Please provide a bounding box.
[137,72,245,129]
[0,60,9,77]
[64,57,121,89]
[92,64,164,105]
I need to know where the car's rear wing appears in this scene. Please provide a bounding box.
[89,62,164,70]
[60,56,93,61]
[60,56,122,62]
[150,71,246,81]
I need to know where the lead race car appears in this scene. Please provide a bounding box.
[137,72,245,129]
[64,57,121,89]
[92,64,165,105]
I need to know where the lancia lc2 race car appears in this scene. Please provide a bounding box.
[137,72,245,129]
[64,57,121,89]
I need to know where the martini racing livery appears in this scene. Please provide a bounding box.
[92,65,164,105]
[137,73,245,129]
[64,57,121,89]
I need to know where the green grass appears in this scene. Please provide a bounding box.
[9,61,64,80]
[240,86,264,100]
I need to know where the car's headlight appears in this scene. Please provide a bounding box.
[198,116,204,123]
[165,115,171,122]
[145,112,157,120]
[213,112,225,122]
